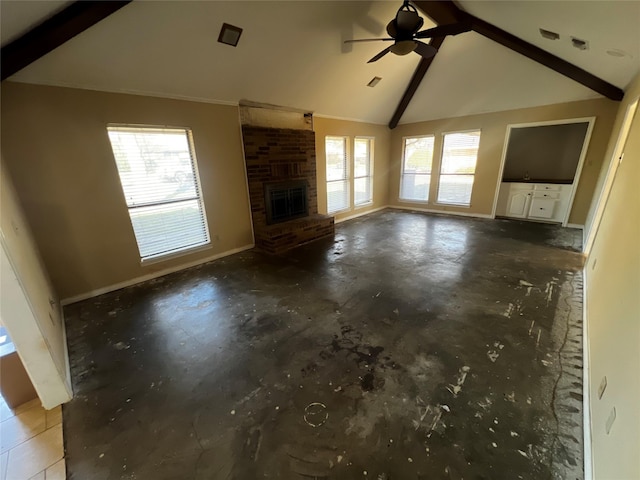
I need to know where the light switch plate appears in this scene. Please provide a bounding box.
[598,376,607,399]
[605,407,616,434]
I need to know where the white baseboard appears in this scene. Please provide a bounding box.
[334,206,387,224]
[61,244,255,305]
[388,204,493,219]
[566,223,585,229]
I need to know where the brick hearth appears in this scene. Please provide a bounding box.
[242,126,334,254]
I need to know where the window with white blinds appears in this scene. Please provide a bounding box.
[354,137,373,206]
[106,126,209,261]
[400,136,434,202]
[437,130,481,206]
[326,136,349,213]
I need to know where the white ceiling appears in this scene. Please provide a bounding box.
[2,1,639,125]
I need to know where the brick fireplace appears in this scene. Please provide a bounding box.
[242,125,334,254]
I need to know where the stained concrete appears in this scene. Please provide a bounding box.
[63,210,585,479]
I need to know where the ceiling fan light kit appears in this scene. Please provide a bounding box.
[345,0,470,63]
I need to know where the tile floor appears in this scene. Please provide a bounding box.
[0,396,65,480]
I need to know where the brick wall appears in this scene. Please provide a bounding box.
[242,126,334,254]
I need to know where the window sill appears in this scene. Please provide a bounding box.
[434,203,471,208]
[398,198,429,204]
[354,202,374,209]
[141,242,211,266]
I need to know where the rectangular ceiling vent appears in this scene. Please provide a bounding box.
[539,28,560,40]
[571,37,589,50]
[218,23,243,47]
[367,77,382,88]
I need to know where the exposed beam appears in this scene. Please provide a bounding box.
[414,0,623,101]
[1,1,132,81]
[412,0,465,26]
[469,16,624,101]
[389,36,446,129]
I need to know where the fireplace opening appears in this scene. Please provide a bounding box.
[265,181,308,225]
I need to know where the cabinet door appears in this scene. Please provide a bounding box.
[507,191,531,218]
[528,198,556,219]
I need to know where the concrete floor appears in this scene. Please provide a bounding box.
[63,210,585,479]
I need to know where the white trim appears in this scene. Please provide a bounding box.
[313,113,386,126]
[8,79,239,107]
[237,109,256,245]
[334,206,387,224]
[566,223,584,230]
[490,117,596,227]
[562,118,595,227]
[583,97,639,256]
[60,244,255,305]
[389,204,493,219]
[583,266,593,480]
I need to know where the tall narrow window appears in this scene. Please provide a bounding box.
[437,130,481,206]
[107,126,209,261]
[326,136,349,213]
[354,137,373,206]
[400,136,434,202]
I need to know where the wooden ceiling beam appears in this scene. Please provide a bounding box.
[469,16,624,101]
[1,1,132,81]
[388,36,446,129]
[389,0,623,128]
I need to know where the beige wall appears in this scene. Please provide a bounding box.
[585,72,640,479]
[1,82,253,300]
[389,99,618,224]
[314,117,391,222]
[1,161,72,407]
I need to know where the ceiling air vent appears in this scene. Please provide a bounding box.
[539,28,559,40]
[367,77,382,87]
[571,37,589,50]
[218,23,243,47]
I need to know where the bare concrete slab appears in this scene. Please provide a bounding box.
[63,210,584,479]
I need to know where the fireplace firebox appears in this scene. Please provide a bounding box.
[264,181,308,225]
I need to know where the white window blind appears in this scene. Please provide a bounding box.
[400,136,434,202]
[107,126,209,261]
[437,130,481,206]
[326,136,349,213]
[354,137,373,206]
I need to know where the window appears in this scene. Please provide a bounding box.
[400,136,434,202]
[107,126,209,261]
[354,137,373,206]
[437,130,481,206]
[325,136,349,213]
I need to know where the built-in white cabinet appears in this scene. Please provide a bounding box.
[496,182,573,224]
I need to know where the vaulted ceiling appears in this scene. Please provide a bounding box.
[2,1,639,126]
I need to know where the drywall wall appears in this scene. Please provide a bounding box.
[585,71,640,479]
[314,117,391,222]
[389,99,618,224]
[0,161,72,408]
[1,82,253,300]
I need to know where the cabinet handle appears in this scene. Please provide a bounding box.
[540,207,544,210]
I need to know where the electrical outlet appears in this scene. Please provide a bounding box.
[605,407,616,434]
[598,376,607,399]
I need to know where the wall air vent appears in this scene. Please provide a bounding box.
[539,28,560,40]
[367,77,382,87]
[571,37,589,50]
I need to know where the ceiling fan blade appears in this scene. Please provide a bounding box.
[413,41,437,60]
[367,47,392,63]
[344,38,395,44]
[415,22,472,39]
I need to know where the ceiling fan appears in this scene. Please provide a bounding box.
[345,0,471,63]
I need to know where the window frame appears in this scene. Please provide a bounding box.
[435,128,481,207]
[399,134,435,204]
[325,135,351,214]
[353,136,374,208]
[106,124,211,264]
